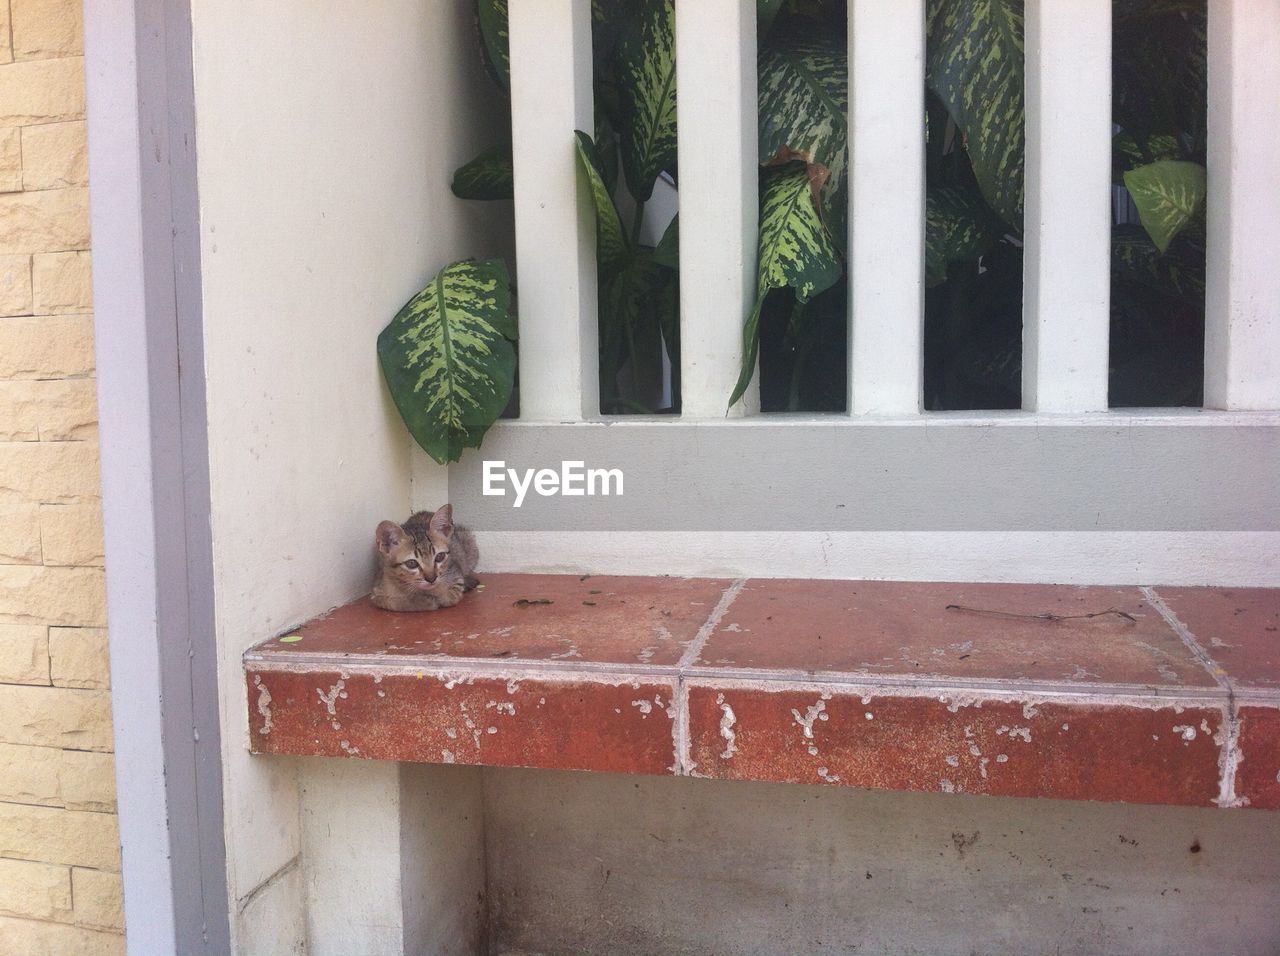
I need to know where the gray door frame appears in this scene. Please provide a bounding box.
[84,0,230,952]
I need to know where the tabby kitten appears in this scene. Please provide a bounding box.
[371,504,480,612]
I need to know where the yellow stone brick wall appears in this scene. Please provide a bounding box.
[0,0,124,952]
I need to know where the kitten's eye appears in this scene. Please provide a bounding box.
[403,559,420,570]
[434,552,448,564]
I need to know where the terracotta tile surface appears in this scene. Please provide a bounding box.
[248,667,679,776]
[695,581,1216,688]
[245,577,1280,810]
[1155,587,1280,689]
[258,575,731,667]
[1236,706,1280,810]
[686,683,1224,806]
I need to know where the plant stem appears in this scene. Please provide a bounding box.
[624,313,640,403]
[787,301,811,411]
[630,200,646,246]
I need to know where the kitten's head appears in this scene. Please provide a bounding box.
[372,506,456,609]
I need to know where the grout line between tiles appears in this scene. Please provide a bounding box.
[244,650,1274,701]
[1141,587,1233,691]
[676,578,747,670]
[671,679,691,777]
[1142,586,1245,808]
[670,579,745,778]
[1214,704,1246,808]
[246,652,1259,704]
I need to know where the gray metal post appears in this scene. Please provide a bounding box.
[84,0,230,951]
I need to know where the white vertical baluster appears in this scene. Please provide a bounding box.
[1204,0,1280,410]
[509,0,599,419]
[849,0,926,415]
[1023,0,1112,412]
[677,0,759,417]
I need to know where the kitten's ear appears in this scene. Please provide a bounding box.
[376,521,407,554]
[428,504,454,539]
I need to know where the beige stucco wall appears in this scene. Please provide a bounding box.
[189,1,511,947]
[0,0,123,952]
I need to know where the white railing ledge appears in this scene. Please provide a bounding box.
[482,408,1280,430]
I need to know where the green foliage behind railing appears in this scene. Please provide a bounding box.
[383,0,1208,458]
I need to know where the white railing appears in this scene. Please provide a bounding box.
[509,0,598,420]
[675,0,760,417]
[508,0,1280,421]
[847,0,925,415]
[1205,0,1280,410]
[1023,0,1112,413]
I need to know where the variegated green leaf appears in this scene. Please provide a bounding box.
[574,131,628,274]
[730,166,842,407]
[925,185,998,287]
[378,259,516,465]
[616,0,677,201]
[1123,160,1206,254]
[927,0,1025,230]
[753,167,842,306]
[757,33,848,242]
[451,145,513,201]
[1113,131,1182,169]
[758,35,846,181]
[477,0,509,91]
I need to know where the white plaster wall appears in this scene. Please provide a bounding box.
[190,1,512,948]
[298,760,488,956]
[401,763,488,956]
[482,768,1280,955]
[301,760,406,954]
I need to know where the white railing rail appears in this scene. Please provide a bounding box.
[847,0,926,416]
[1023,0,1112,413]
[509,0,599,420]
[507,0,1280,421]
[1205,0,1280,410]
[675,0,760,418]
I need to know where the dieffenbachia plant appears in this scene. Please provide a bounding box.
[377,259,516,464]
[729,165,842,407]
[426,0,1208,419]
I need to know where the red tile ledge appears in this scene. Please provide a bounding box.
[244,576,1280,809]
